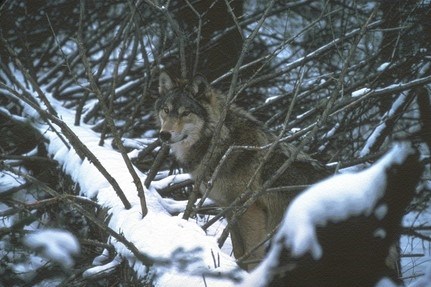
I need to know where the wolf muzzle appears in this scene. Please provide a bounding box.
[159,131,188,143]
[159,131,172,142]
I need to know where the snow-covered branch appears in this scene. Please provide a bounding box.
[246,142,423,287]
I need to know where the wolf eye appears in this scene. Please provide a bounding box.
[182,111,191,117]
[163,107,169,114]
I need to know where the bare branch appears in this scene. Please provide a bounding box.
[144,144,170,188]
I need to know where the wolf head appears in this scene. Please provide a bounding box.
[155,71,216,147]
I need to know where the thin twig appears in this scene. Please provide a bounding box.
[184,0,203,76]
[157,179,194,197]
[146,0,188,77]
[223,0,244,41]
[144,144,170,188]
[136,138,162,160]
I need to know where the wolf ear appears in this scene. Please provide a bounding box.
[191,74,210,97]
[159,71,174,95]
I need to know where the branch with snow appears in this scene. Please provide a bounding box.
[359,93,414,157]
[245,142,423,287]
[26,95,243,285]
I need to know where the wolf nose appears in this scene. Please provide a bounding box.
[159,131,172,142]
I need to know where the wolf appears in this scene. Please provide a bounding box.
[155,71,327,269]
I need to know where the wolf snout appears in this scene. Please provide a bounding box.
[159,131,172,142]
[159,131,188,143]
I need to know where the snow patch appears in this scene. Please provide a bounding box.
[359,94,407,157]
[352,87,371,97]
[377,62,390,72]
[374,204,388,220]
[281,142,413,259]
[23,229,80,269]
[265,95,280,103]
[373,228,387,239]
[83,255,123,279]
[375,277,399,287]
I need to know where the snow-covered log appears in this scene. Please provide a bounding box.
[34,96,243,286]
[244,142,423,287]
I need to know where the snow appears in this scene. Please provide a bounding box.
[159,198,188,214]
[374,204,388,220]
[264,95,279,103]
[359,94,408,157]
[318,122,340,152]
[359,123,386,157]
[91,247,110,266]
[239,251,277,287]
[377,62,390,72]
[33,95,242,286]
[83,254,122,279]
[0,170,25,193]
[12,254,49,282]
[375,277,399,287]
[352,87,371,97]
[23,229,80,269]
[114,78,141,94]
[149,173,192,191]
